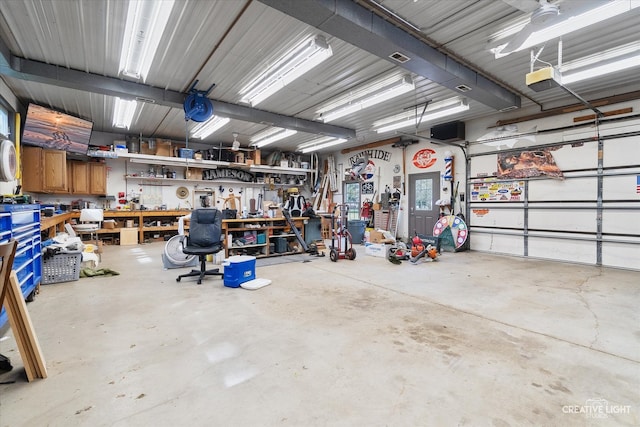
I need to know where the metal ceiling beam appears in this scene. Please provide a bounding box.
[259,0,521,111]
[0,40,355,140]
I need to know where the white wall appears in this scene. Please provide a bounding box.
[331,142,465,241]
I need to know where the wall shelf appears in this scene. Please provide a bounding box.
[124,175,307,188]
[117,152,230,169]
[118,152,311,175]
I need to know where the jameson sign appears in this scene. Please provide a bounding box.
[349,149,392,165]
[203,168,255,182]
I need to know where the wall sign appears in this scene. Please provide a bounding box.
[202,168,255,182]
[412,148,437,169]
[361,181,374,194]
[471,179,525,202]
[348,149,392,165]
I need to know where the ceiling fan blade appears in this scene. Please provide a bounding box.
[501,0,540,13]
[497,22,535,55]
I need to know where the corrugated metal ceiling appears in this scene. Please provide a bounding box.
[0,0,638,153]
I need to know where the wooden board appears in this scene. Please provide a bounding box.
[4,271,47,381]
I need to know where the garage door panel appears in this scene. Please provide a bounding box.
[602,242,640,270]
[602,210,640,235]
[528,210,597,232]
[528,236,596,265]
[470,208,524,228]
[471,232,524,256]
[528,177,596,201]
[552,141,598,169]
[603,174,640,200]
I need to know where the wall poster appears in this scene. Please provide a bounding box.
[497,148,564,180]
[471,179,525,202]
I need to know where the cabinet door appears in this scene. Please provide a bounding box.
[42,149,67,193]
[89,163,107,195]
[70,161,90,194]
[21,146,43,192]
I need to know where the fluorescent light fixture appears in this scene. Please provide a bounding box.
[491,1,638,58]
[113,98,138,129]
[239,35,333,106]
[297,137,347,153]
[191,116,230,139]
[318,75,414,122]
[562,55,640,84]
[374,98,469,134]
[250,127,297,148]
[560,42,640,85]
[119,0,175,81]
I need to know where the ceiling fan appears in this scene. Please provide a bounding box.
[496,0,561,55]
[231,132,240,151]
[228,132,257,152]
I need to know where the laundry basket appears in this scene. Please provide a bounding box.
[41,250,82,284]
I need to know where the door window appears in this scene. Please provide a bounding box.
[344,181,360,220]
[414,178,433,211]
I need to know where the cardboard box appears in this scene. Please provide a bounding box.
[251,149,261,165]
[140,140,156,155]
[369,230,385,243]
[120,228,138,245]
[184,168,203,180]
[364,242,388,258]
[172,141,185,157]
[156,139,172,157]
[103,220,116,229]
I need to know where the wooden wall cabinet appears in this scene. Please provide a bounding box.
[22,147,67,193]
[22,147,106,195]
[89,163,107,195]
[69,161,90,194]
[42,149,67,192]
[68,161,107,195]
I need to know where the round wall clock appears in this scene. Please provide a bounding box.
[393,164,401,173]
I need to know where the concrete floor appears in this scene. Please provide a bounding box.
[0,242,638,426]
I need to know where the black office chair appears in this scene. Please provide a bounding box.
[176,208,224,284]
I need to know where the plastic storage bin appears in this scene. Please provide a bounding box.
[347,220,366,244]
[42,250,82,284]
[274,237,288,253]
[177,148,194,159]
[223,255,256,288]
